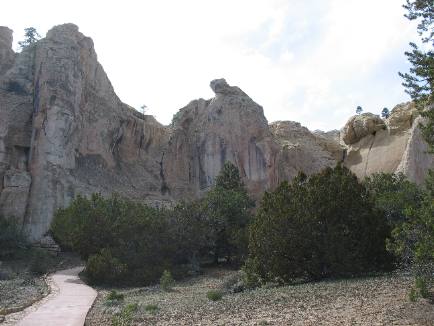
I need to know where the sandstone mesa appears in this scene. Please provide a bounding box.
[0,24,432,241]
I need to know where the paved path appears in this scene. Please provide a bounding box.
[16,267,97,326]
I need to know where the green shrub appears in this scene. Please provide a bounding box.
[0,215,27,258]
[106,290,124,301]
[144,304,159,314]
[51,194,123,259]
[364,172,422,227]
[51,194,179,285]
[242,258,264,289]
[86,249,126,284]
[160,270,175,292]
[51,163,253,286]
[409,287,418,302]
[416,277,430,299]
[167,200,211,267]
[29,249,52,275]
[204,162,254,264]
[247,165,392,284]
[111,303,138,326]
[206,290,223,301]
[387,171,434,298]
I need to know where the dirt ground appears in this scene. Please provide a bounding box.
[85,268,434,326]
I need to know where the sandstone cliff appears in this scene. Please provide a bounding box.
[0,24,171,240]
[342,103,433,184]
[0,24,432,241]
[164,79,278,200]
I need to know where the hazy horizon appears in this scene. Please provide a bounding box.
[1,0,420,131]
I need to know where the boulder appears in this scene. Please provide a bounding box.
[386,102,419,134]
[342,113,386,145]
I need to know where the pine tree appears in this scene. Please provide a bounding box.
[246,165,392,284]
[381,107,390,119]
[394,1,434,298]
[399,0,434,151]
[205,162,254,264]
[18,27,41,49]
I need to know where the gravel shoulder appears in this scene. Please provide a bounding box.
[0,275,48,315]
[0,251,82,321]
[85,268,434,325]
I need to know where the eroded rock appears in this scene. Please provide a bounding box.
[342,113,386,145]
[0,23,431,241]
[164,79,279,200]
[0,26,14,74]
[0,170,31,224]
[344,103,433,184]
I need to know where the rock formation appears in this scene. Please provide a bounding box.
[270,121,343,181]
[342,103,433,184]
[0,24,171,240]
[164,78,279,200]
[0,27,15,75]
[0,24,432,241]
[341,113,386,145]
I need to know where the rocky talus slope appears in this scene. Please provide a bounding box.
[0,24,432,240]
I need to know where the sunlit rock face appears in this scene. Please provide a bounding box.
[0,24,431,241]
[343,103,433,184]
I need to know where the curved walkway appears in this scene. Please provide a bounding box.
[15,267,97,326]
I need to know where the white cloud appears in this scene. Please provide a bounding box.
[0,0,419,130]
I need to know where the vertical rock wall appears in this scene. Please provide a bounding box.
[0,24,432,241]
[342,103,433,184]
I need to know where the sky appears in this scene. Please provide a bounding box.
[1,0,420,131]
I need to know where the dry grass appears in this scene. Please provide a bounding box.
[85,268,434,326]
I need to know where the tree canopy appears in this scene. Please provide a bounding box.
[399,0,434,151]
[205,161,254,264]
[246,165,392,285]
[18,27,41,49]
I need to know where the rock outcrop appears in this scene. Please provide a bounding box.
[343,103,433,184]
[342,113,386,145]
[0,24,432,241]
[0,24,171,240]
[0,27,15,75]
[270,121,342,181]
[164,78,279,200]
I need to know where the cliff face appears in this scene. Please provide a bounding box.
[0,27,15,75]
[0,24,171,240]
[0,24,432,241]
[342,103,433,184]
[163,79,280,200]
[270,121,342,182]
